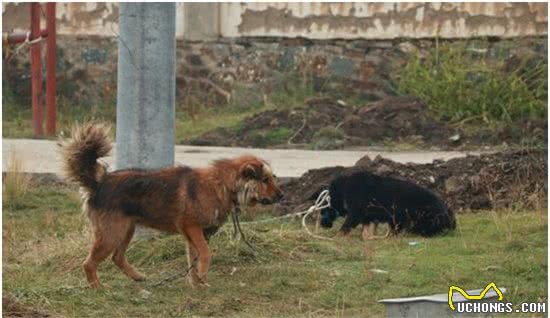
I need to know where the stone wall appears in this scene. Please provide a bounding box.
[4,35,547,107]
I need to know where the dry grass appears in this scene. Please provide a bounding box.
[2,184,547,317]
[2,149,31,209]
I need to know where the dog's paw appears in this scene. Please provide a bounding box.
[188,275,208,288]
[132,273,147,282]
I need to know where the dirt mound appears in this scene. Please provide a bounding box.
[188,96,458,149]
[276,149,547,215]
[189,98,350,148]
[188,96,546,149]
[341,96,455,146]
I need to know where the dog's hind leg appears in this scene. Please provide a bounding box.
[112,223,146,282]
[83,213,132,288]
[83,236,114,288]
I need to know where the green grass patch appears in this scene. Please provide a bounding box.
[246,127,293,148]
[396,41,547,123]
[3,184,547,317]
[2,98,117,139]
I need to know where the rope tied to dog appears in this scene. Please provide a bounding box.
[150,256,198,287]
[231,202,258,254]
[237,190,334,241]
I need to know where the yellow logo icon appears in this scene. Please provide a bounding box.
[448,282,504,311]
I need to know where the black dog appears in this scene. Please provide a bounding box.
[320,170,455,237]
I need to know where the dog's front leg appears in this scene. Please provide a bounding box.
[185,243,201,286]
[339,214,361,237]
[183,225,211,287]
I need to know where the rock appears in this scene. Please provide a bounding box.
[375,164,393,175]
[445,176,464,194]
[449,134,461,142]
[398,41,418,54]
[139,289,152,299]
[329,56,355,77]
[355,155,372,167]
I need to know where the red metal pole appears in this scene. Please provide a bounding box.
[30,3,43,137]
[46,3,56,135]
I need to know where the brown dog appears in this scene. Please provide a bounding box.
[61,123,283,288]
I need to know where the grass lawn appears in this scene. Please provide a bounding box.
[3,184,548,317]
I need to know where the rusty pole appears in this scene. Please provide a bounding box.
[45,3,56,135]
[30,3,43,137]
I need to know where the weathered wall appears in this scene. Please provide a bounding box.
[2,3,547,107]
[222,3,547,39]
[2,2,547,40]
[2,3,186,38]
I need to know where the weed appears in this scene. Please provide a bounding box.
[396,41,547,123]
[2,149,31,210]
[312,126,347,150]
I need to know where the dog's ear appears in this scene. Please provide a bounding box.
[240,162,263,180]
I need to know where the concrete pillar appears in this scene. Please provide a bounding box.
[115,3,176,170]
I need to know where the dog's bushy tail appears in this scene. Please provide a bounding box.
[60,122,111,192]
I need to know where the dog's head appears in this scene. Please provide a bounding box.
[320,207,342,228]
[235,156,283,206]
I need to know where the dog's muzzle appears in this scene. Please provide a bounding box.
[320,207,340,228]
[259,191,283,205]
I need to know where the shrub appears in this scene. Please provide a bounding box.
[396,42,547,123]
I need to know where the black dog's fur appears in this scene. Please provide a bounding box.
[320,170,455,237]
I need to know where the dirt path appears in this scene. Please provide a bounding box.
[2,139,482,178]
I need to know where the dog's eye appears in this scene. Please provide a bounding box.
[262,177,269,183]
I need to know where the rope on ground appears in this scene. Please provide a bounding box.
[240,190,333,241]
[149,256,198,287]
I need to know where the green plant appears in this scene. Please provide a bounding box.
[312,126,347,150]
[247,127,292,148]
[396,42,547,123]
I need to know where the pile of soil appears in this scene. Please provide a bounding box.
[276,149,547,215]
[187,96,546,150]
[188,96,459,149]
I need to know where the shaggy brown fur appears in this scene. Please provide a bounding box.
[60,123,283,288]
